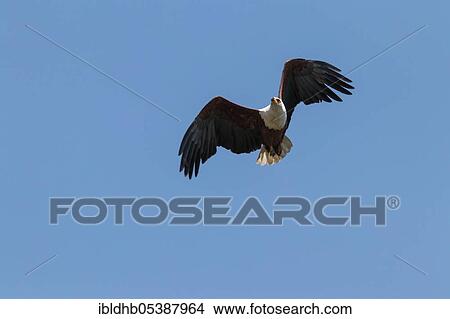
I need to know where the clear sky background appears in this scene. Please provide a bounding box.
[1,0,449,298]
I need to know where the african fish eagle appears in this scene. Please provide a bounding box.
[179,58,354,178]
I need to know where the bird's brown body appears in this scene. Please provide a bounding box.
[260,125,285,156]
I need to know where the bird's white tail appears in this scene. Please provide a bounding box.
[256,135,293,166]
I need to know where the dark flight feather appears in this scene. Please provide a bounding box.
[278,58,354,128]
[178,96,263,178]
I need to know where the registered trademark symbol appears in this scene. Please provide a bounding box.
[386,195,400,210]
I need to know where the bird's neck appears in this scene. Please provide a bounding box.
[258,104,287,130]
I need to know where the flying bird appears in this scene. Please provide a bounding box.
[179,58,354,178]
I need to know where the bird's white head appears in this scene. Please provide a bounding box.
[271,97,283,107]
[259,96,287,130]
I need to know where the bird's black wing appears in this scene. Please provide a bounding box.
[278,58,354,128]
[179,96,263,178]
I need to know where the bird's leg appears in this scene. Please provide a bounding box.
[269,146,277,157]
[267,144,282,157]
[275,144,283,156]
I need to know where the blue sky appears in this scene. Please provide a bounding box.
[1,0,449,298]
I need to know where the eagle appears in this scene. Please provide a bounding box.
[179,58,354,179]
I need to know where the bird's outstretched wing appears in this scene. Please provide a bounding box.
[279,59,354,128]
[179,96,263,178]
